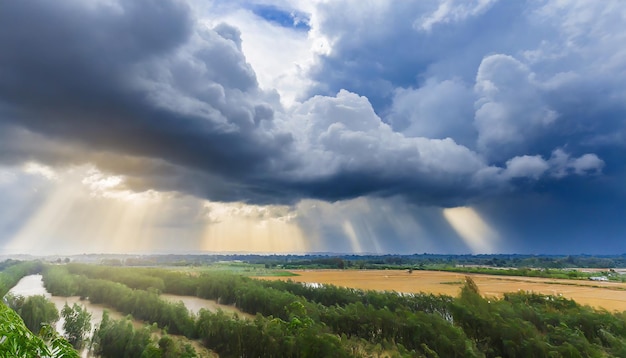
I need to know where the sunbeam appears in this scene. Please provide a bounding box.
[443,206,499,254]
[342,221,363,253]
[201,202,308,253]
[6,176,82,253]
[6,166,183,254]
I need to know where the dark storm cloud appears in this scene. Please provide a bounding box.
[0,0,297,202]
[0,0,621,212]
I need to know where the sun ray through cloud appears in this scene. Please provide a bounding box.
[442,206,499,254]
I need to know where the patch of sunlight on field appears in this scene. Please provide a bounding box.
[257,270,626,312]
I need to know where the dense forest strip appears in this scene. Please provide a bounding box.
[62,263,454,315]
[48,263,626,357]
[43,266,197,337]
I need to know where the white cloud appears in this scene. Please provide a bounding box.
[474,54,558,156]
[571,154,604,175]
[503,155,549,180]
[549,149,604,178]
[417,0,498,32]
[22,162,57,180]
[286,89,486,181]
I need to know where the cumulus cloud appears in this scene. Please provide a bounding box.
[474,54,558,157]
[548,149,604,178]
[282,90,495,204]
[503,155,549,180]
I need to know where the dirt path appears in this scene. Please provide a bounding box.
[256,270,626,312]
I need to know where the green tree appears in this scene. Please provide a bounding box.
[19,295,59,334]
[4,292,25,311]
[61,303,92,349]
[1,302,78,358]
[158,335,197,358]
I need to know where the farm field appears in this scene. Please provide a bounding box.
[257,269,626,311]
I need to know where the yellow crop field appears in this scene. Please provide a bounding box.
[257,270,626,312]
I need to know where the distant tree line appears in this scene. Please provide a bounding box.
[70,253,626,270]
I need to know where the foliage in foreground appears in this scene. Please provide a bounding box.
[0,302,78,358]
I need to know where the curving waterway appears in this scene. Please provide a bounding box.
[6,274,251,357]
[160,293,254,319]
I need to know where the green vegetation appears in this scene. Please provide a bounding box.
[0,301,78,358]
[170,261,300,277]
[5,292,60,334]
[61,303,92,349]
[5,257,626,356]
[91,312,198,358]
[19,295,60,334]
[1,260,78,356]
[39,263,626,357]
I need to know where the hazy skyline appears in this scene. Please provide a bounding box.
[0,0,624,255]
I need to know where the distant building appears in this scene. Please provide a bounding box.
[589,276,609,281]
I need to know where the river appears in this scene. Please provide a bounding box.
[160,293,254,319]
[5,274,252,357]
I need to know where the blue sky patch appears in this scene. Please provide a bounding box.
[251,4,310,31]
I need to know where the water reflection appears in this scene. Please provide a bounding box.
[161,293,254,319]
[6,274,50,297]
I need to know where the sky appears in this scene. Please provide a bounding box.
[0,0,624,255]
